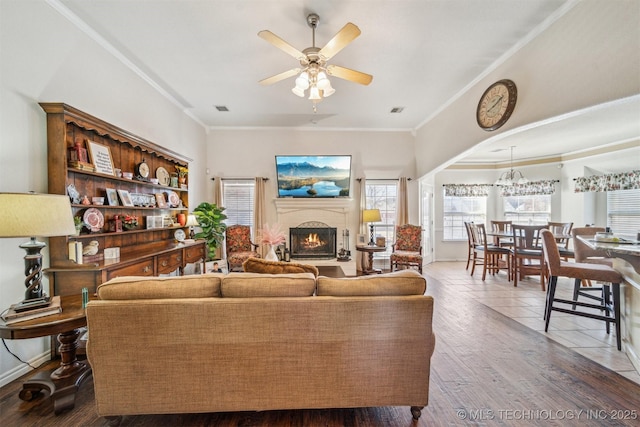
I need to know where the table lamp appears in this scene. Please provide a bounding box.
[0,192,76,308]
[362,209,381,246]
[185,214,198,239]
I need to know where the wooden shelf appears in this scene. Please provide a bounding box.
[42,102,201,297]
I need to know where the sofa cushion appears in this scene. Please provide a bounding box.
[317,269,426,296]
[242,257,319,277]
[97,273,223,299]
[221,272,316,297]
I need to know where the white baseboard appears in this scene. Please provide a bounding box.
[0,351,51,388]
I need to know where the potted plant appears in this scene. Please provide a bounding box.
[73,216,85,235]
[192,202,227,260]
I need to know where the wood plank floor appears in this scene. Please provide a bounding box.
[2,263,640,426]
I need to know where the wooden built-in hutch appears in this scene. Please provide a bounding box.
[42,103,205,296]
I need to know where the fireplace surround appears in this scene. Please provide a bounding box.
[290,222,337,259]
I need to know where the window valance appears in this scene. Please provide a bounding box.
[499,180,558,197]
[574,170,640,192]
[443,184,492,197]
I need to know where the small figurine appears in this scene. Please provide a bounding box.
[83,240,99,256]
[80,195,91,205]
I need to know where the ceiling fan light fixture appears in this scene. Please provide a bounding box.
[323,86,335,97]
[308,86,321,100]
[292,86,305,97]
[295,72,310,90]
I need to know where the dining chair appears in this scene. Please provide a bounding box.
[464,221,476,270]
[471,223,511,281]
[540,229,623,350]
[546,221,574,260]
[490,220,513,247]
[511,224,547,290]
[571,226,613,306]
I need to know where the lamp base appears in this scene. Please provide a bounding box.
[13,296,52,312]
[369,224,376,246]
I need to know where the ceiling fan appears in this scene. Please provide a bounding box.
[258,13,373,111]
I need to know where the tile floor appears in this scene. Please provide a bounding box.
[422,261,640,385]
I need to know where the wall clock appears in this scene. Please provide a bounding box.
[476,79,517,131]
[135,159,150,179]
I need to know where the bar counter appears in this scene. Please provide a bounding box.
[578,236,640,375]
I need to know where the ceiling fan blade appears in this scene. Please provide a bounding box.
[326,65,373,85]
[258,30,306,61]
[259,68,301,86]
[318,23,361,60]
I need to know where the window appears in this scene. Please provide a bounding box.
[443,195,487,241]
[607,189,640,235]
[366,181,397,257]
[503,195,551,224]
[222,179,255,230]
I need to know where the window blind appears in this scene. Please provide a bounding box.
[222,179,255,228]
[607,189,640,236]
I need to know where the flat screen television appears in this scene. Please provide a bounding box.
[275,155,351,198]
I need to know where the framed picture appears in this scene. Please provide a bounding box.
[357,234,366,245]
[155,192,167,208]
[106,188,119,206]
[86,140,115,176]
[117,189,134,207]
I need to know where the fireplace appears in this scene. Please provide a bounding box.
[290,222,337,259]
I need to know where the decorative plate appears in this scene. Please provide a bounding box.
[167,191,180,207]
[83,208,104,232]
[174,229,186,242]
[156,167,170,186]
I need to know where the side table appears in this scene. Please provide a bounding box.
[356,245,387,274]
[0,294,91,414]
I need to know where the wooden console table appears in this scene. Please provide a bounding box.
[0,295,90,414]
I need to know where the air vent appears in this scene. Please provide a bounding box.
[215,105,229,112]
[390,107,404,113]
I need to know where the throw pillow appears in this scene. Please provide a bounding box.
[242,257,319,277]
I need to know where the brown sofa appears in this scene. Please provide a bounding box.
[86,270,435,423]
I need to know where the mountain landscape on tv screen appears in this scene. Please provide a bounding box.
[276,160,350,197]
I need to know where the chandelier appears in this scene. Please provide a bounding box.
[495,146,529,186]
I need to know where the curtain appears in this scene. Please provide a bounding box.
[357,178,367,271]
[214,177,224,261]
[499,180,557,196]
[574,170,640,192]
[396,177,409,226]
[254,177,267,257]
[443,184,492,197]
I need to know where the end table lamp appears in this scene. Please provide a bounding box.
[185,214,198,239]
[0,193,76,308]
[362,209,381,246]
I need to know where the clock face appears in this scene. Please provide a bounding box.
[136,161,150,178]
[476,79,517,131]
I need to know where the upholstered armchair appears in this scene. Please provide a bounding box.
[390,224,423,274]
[225,225,260,272]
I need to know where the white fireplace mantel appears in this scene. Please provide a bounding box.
[274,198,353,214]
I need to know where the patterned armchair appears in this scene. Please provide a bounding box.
[390,224,423,274]
[225,225,260,272]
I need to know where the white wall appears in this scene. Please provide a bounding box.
[414,0,639,177]
[206,128,419,247]
[0,1,207,386]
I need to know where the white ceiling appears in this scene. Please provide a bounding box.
[54,0,639,164]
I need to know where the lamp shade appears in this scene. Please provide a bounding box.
[362,209,381,223]
[0,193,76,238]
[185,214,199,227]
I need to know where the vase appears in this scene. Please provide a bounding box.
[265,245,279,261]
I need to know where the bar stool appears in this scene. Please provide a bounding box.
[572,227,614,306]
[540,229,623,351]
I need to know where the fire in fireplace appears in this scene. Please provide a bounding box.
[290,223,337,259]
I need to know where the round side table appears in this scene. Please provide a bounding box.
[0,294,91,414]
[356,245,387,274]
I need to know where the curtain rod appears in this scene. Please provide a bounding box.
[211,177,269,181]
[356,178,412,182]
